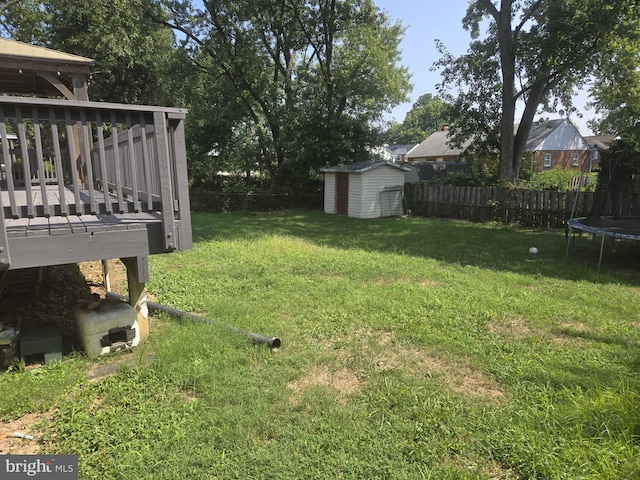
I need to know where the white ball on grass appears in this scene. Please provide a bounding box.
[529,247,538,254]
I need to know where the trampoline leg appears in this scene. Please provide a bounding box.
[598,235,605,270]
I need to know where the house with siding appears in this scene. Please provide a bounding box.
[408,120,597,174]
[524,119,594,171]
[406,127,472,163]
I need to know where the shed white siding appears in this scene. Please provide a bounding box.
[358,168,404,218]
[348,173,362,217]
[321,161,408,218]
[323,172,336,214]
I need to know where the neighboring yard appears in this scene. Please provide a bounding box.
[1,211,639,479]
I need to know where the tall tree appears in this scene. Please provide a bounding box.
[386,93,451,144]
[157,0,411,191]
[588,27,640,144]
[3,0,180,105]
[436,0,640,183]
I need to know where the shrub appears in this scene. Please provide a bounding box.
[522,166,598,192]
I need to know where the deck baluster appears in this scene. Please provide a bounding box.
[109,114,125,214]
[125,112,141,212]
[139,113,153,212]
[95,112,112,215]
[80,109,97,214]
[31,107,51,218]
[0,106,18,218]
[64,108,82,215]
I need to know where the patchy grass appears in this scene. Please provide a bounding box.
[1,211,640,479]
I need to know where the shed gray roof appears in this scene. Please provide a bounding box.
[320,160,410,173]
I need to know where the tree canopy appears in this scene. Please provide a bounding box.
[386,93,451,145]
[588,21,640,145]
[2,0,411,193]
[3,0,179,105]
[155,0,411,192]
[435,0,640,183]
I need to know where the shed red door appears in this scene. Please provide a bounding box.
[336,172,349,215]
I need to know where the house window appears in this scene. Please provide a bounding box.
[572,153,580,167]
[543,153,552,168]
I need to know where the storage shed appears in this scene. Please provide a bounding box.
[320,161,409,219]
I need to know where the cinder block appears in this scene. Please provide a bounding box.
[20,327,63,365]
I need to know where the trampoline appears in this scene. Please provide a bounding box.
[567,216,640,269]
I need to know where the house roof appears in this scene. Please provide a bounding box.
[320,160,410,173]
[524,119,591,152]
[386,144,418,155]
[406,131,473,160]
[584,134,617,151]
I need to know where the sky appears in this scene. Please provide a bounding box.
[374,0,595,135]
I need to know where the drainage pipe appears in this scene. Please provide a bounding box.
[106,292,281,349]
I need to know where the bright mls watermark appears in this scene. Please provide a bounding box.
[1,455,78,479]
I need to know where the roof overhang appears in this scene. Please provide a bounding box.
[321,161,411,173]
[0,38,94,98]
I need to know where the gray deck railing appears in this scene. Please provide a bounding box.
[0,96,191,265]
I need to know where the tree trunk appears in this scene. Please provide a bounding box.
[495,0,517,182]
[513,81,549,179]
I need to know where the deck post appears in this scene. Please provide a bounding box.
[0,195,10,269]
[102,259,115,292]
[121,256,150,342]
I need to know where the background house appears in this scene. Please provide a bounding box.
[584,134,617,168]
[524,119,593,171]
[371,144,418,163]
[404,161,470,183]
[404,127,472,182]
[406,127,472,163]
[320,161,409,219]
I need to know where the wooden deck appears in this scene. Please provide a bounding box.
[0,96,192,271]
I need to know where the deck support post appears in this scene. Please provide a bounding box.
[120,256,150,342]
[102,259,114,293]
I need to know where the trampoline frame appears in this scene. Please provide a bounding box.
[566,216,640,269]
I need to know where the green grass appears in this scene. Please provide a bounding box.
[2,211,640,479]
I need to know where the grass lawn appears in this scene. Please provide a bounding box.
[1,211,640,479]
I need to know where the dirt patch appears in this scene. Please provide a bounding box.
[374,277,441,288]
[0,412,49,454]
[288,364,363,405]
[488,315,532,339]
[358,328,504,401]
[547,321,592,346]
[79,260,128,298]
[373,343,505,402]
[0,260,144,454]
[293,328,505,404]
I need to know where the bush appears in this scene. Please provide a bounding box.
[522,166,598,192]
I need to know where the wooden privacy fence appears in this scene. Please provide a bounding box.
[405,184,640,228]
